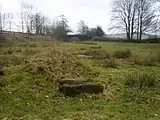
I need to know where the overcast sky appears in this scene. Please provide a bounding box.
[0,0,113,33]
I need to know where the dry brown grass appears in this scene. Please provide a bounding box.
[103,58,118,68]
[25,48,86,81]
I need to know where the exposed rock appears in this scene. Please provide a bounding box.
[58,78,104,96]
[77,54,92,58]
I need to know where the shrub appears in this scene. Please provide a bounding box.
[0,34,7,43]
[90,46,102,49]
[157,52,160,62]
[125,71,156,89]
[0,60,5,68]
[79,48,87,51]
[3,55,26,66]
[82,41,97,45]
[113,49,132,58]
[24,48,40,56]
[15,47,22,53]
[124,71,158,104]
[0,78,7,87]
[103,58,118,68]
[4,48,14,55]
[84,49,111,59]
[133,54,157,66]
[18,43,28,47]
[2,48,22,55]
[36,64,47,73]
[92,36,106,41]
[124,88,157,104]
[0,35,16,47]
[29,44,38,47]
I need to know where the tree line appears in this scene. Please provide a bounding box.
[0,0,160,41]
[0,1,105,41]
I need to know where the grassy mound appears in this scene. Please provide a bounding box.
[24,48,86,81]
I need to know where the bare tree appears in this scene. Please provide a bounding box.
[31,12,49,35]
[40,20,55,36]
[23,3,33,34]
[96,25,105,37]
[86,26,105,38]
[20,0,25,33]
[136,0,158,41]
[8,13,14,32]
[0,13,5,32]
[77,20,88,35]
[54,15,71,41]
[0,13,14,32]
[111,0,159,41]
[110,0,137,40]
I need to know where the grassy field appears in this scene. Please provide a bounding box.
[0,40,160,120]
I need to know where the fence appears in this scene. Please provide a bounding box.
[0,30,30,38]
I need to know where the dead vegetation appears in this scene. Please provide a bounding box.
[103,57,118,68]
[24,48,86,81]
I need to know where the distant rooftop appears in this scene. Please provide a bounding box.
[67,32,80,36]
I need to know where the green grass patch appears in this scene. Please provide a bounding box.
[0,41,160,120]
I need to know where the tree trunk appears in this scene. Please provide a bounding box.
[0,12,2,33]
[137,10,140,40]
[131,11,135,40]
[139,10,143,42]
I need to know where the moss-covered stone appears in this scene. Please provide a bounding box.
[58,78,104,96]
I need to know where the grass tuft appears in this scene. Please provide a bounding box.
[133,54,157,66]
[84,49,111,59]
[125,71,156,89]
[113,49,132,58]
[103,58,118,68]
[124,71,158,104]
[0,77,7,87]
[89,45,102,49]
[4,48,14,55]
